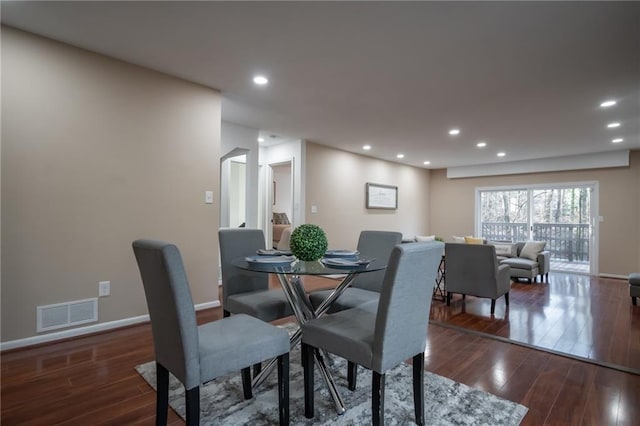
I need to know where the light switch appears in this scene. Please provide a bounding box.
[311,205,318,214]
[205,191,213,204]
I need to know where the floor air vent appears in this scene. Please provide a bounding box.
[37,298,98,332]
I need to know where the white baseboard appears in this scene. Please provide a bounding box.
[0,300,221,352]
[599,273,629,280]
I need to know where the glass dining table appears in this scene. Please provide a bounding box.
[232,254,386,414]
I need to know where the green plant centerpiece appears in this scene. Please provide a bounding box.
[289,224,328,261]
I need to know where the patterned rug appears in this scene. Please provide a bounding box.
[136,333,527,425]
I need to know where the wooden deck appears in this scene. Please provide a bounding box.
[551,259,589,274]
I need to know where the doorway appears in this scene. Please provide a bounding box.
[476,182,598,275]
[269,161,293,248]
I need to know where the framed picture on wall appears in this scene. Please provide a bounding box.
[366,183,397,209]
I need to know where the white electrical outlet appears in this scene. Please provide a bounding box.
[205,191,214,204]
[98,281,111,297]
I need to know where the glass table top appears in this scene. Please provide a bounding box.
[232,256,386,275]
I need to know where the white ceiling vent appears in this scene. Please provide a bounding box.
[37,298,98,333]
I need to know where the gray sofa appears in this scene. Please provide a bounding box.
[491,241,550,283]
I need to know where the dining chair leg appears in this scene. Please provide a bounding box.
[372,371,385,426]
[490,299,496,314]
[185,386,199,426]
[241,367,252,399]
[446,292,451,306]
[277,353,290,426]
[505,292,509,307]
[302,343,315,419]
[412,354,425,426]
[347,361,358,391]
[155,362,169,426]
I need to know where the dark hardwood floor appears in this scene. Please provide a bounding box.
[2,274,639,425]
[430,272,640,372]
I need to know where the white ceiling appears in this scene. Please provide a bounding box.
[2,1,639,169]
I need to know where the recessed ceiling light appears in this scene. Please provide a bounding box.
[600,100,617,108]
[363,145,371,150]
[397,153,405,159]
[449,128,460,136]
[253,75,268,85]
[423,161,431,165]
[476,142,487,148]
[612,138,624,143]
[607,122,621,128]
[257,137,264,142]
[497,152,506,157]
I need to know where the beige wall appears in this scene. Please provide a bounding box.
[305,142,430,249]
[430,150,640,276]
[1,28,221,342]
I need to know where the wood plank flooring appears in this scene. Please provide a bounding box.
[430,272,640,372]
[2,274,639,425]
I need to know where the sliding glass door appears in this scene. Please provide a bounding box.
[476,182,597,275]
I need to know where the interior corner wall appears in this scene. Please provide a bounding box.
[304,142,430,249]
[1,27,221,342]
[429,150,640,276]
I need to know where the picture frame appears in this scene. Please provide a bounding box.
[366,183,398,209]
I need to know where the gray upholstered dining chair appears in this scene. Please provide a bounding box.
[444,242,511,315]
[308,230,403,312]
[133,239,290,426]
[301,241,443,426]
[218,228,293,321]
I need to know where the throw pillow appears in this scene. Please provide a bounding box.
[272,212,290,225]
[494,243,516,257]
[520,241,546,260]
[452,235,466,243]
[415,235,435,242]
[464,236,484,245]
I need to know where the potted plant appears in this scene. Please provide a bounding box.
[289,224,328,261]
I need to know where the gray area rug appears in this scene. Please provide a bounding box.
[136,337,527,425]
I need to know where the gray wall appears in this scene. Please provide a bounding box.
[305,142,431,249]
[1,27,221,341]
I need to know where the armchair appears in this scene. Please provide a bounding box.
[444,242,511,315]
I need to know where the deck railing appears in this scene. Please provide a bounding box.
[482,222,590,262]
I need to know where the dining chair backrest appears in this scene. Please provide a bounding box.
[218,228,269,307]
[352,230,403,293]
[373,241,443,372]
[132,239,200,389]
